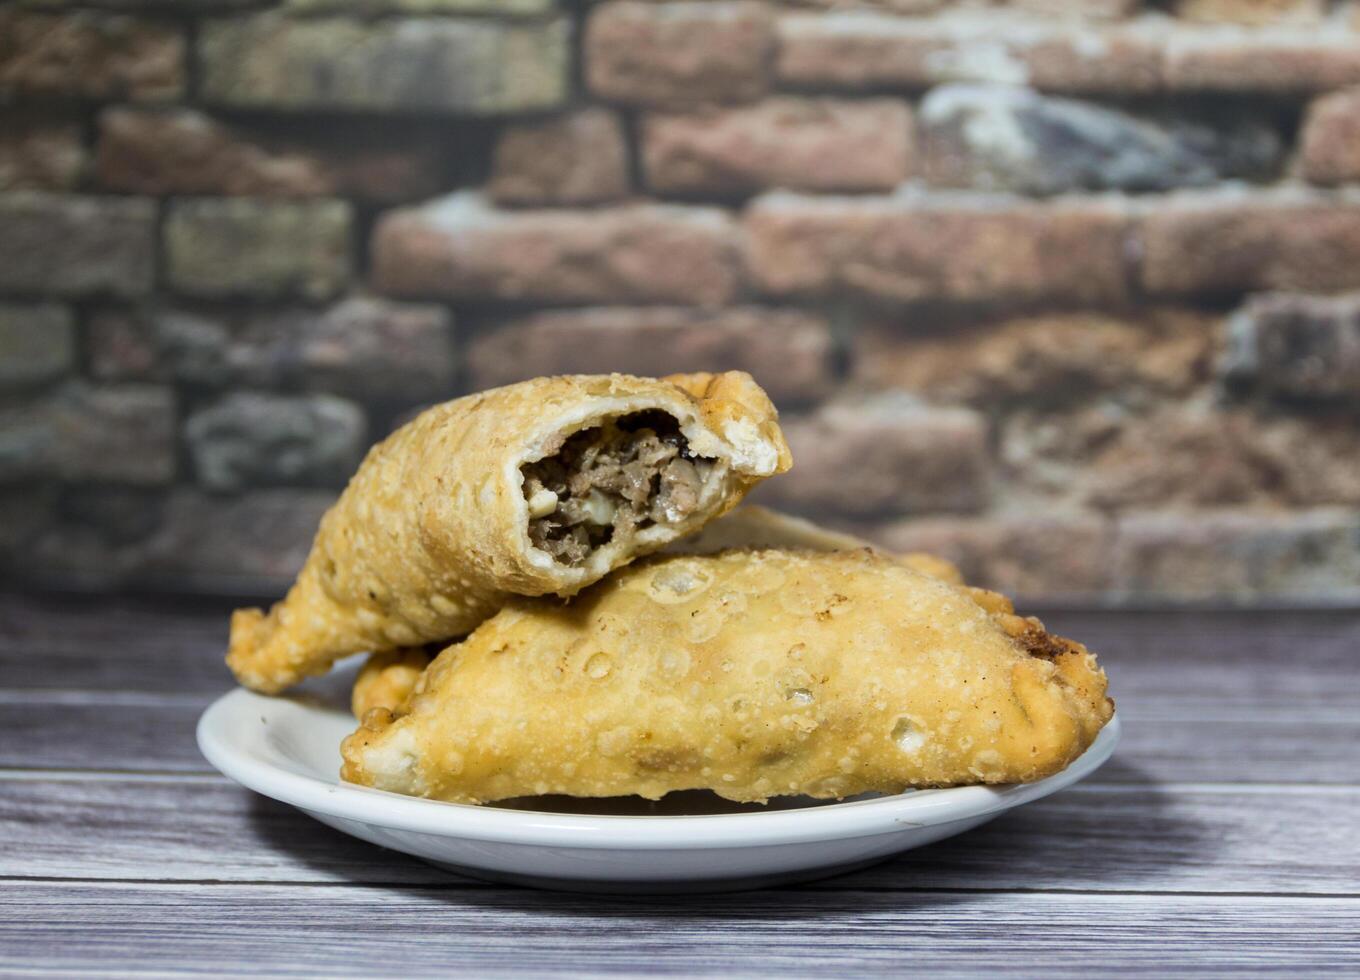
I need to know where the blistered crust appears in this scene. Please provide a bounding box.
[341,549,1113,805]
[227,372,790,694]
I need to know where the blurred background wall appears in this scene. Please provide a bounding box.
[2,0,1359,603]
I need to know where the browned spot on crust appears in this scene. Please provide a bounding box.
[1016,620,1086,662]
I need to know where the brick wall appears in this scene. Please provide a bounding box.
[3,0,1360,603]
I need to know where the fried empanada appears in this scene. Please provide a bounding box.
[229,372,791,694]
[341,550,1112,804]
[348,507,964,720]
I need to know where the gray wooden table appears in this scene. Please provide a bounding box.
[1,593,1357,977]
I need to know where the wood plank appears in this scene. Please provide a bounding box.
[2,778,1357,896]
[0,593,236,695]
[6,695,1356,784]
[2,883,1357,976]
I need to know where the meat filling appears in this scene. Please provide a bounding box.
[522,411,716,566]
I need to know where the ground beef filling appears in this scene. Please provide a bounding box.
[522,411,715,566]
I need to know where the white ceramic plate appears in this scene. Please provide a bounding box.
[198,664,1119,894]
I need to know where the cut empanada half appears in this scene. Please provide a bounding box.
[228,371,791,694]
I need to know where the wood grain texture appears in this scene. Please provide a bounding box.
[2,594,1358,977]
[3,777,1358,895]
[7,695,1358,784]
[2,883,1358,977]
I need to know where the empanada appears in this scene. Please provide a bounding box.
[229,372,791,693]
[341,550,1112,804]
[348,507,965,720]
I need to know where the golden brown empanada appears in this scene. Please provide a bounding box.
[348,507,965,720]
[229,372,791,693]
[341,550,1112,805]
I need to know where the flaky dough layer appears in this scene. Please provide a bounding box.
[228,372,791,694]
[341,550,1113,804]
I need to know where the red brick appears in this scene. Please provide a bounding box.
[1299,87,1360,186]
[372,193,740,306]
[488,108,631,206]
[855,309,1216,403]
[467,306,832,404]
[1164,29,1360,93]
[1005,0,1140,16]
[1140,190,1360,296]
[871,513,1113,599]
[775,12,1162,95]
[744,191,1132,304]
[0,112,84,192]
[0,10,183,101]
[642,98,911,196]
[1171,0,1323,24]
[1112,508,1360,601]
[586,1,773,107]
[754,394,991,518]
[96,107,444,203]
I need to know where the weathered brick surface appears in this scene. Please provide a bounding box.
[286,0,552,12]
[1111,508,1360,601]
[0,383,175,486]
[1007,0,1140,16]
[872,512,1114,598]
[1172,0,1323,23]
[643,98,912,195]
[0,303,75,390]
[372,193,739,305]
[856,309,1216,404]
[97,107,445,202]
[200,13,569,114]
[1299,87,1360,186]
[1140,190,1360,296]
[1003,402,1360,511]
[586,2,773,107]
[0,112,85,192]
[19,486,337,590]
[164,198,352,300]
[7,0,1360,602]
[776,13,1163,95]
[467,307,832,404]
[744,192,1132,304]
[755,395,991,517]
[184,392,367,492]
[0,193,156,298]
[919,84,1280,194]
[488,109,631,206]
[1164,30,1360,93]
[0,10,183,101]
[89,299,455,401]
[1222,293,1360,400]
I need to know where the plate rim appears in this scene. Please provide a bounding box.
[197,686,1119,851]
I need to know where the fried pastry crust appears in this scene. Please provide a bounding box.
[349,507,965,719]
[228,372,790,694]
[341,549,1113,805]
